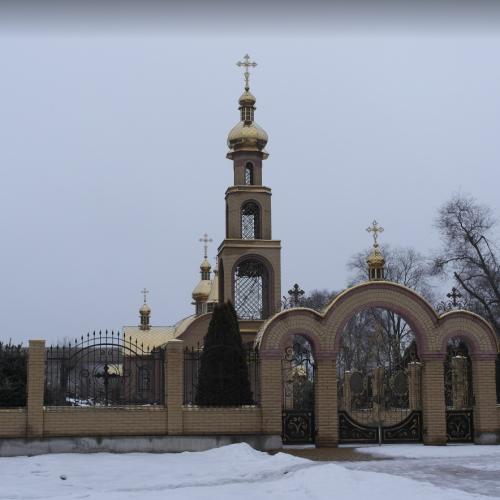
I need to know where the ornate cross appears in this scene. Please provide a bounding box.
[366,220,384,246]
[447,287,462,307]
[95,364,121,407]
[288,283,305,308]
[236,54,257,90]
[141,288,149,304]
[199,233,213,259]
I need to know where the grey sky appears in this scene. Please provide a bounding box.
[1,3,500,343]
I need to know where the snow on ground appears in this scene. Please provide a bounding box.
[0,443,498,500]
[356,443,500,459]
[347,444,500,498]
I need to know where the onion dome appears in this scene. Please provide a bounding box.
[140,302,151,315]
[228,54,268,156]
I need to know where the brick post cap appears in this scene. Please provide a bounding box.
[165,339,184,351]
[29,339,46,347]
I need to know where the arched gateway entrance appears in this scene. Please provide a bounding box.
[256,281,498,446]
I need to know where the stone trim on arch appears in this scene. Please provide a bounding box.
[256,281,498,360]
[255,307,324,357]
[438,310,498,359]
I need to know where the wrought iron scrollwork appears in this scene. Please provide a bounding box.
[282,410,314,444]
[45,331,165,407]
[446,410,473,442]
[282,337,315,444]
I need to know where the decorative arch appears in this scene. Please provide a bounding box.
[323,282,439,357]
[438,311,498,359]
[257,281,498,359]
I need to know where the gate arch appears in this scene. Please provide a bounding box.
[256,281,498,446]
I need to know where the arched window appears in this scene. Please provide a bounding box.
[245,163,254,185]
[234,259,269,319]
[241,201,260,239]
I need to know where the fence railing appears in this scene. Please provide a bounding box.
[45,331,165,407]
[0,343,28,408]
[183,345,260,406]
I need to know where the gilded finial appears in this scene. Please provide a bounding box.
[366,220,384,247]
[236,54,257,90]
[198,233,213,259]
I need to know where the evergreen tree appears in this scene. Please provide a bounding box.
[0,342,27,408]
[195,301,253,406]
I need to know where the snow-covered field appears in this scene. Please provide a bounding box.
[1,443,500,499]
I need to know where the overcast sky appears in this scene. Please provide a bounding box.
[1,2,500,344]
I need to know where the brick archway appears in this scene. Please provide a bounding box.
[256,281,498,446]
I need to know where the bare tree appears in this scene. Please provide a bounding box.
[432,193,500,337]
[300,289,339,312]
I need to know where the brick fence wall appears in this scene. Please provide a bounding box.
[0,339,498,445]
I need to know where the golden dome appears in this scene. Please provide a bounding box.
[140,302,151,315]
[239,89,256,105]
[200,258,211,271]
[367,245,385,267]
[192,280,212,301]
[227,121,268,152]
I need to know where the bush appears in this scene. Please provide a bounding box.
[0,342,27,407]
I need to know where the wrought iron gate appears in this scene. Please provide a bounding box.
[282,337,315,444]
[338,359,422,444]
[45,331,165,406]
[445,341,474,442]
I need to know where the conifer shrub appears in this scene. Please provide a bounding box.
[195,302,253,406]
[0,342,27,407]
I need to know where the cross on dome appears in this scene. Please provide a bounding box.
[199,233,213,259]
[141,288,149,304]
[236,54,257,90]
[366,220,384,246]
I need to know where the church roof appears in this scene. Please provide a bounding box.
[123,326,176,350]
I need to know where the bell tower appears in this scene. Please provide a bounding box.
[217,55,281,322]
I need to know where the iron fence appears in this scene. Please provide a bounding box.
[0,343,27,408]
[183,345,260,406]
[45,331,165,407]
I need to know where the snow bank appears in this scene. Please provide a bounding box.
[0,443,492,499]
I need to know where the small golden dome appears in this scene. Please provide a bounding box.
[192,280,212,301]
[200,258,211,271]
[140,302,151,315]
[227,121,268,152]
[367,245,385,267]
[239,89,256,105]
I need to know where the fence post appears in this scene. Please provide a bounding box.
[166,339,184,435]
[26,340,45,438]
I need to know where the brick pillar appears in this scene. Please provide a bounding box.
[421,358,447,445]
[315,358,338,447]
[408,361,422,411]
[26,340,45,438]
[260,357,282,436]
[166,339,184,435]
[471,356,498,444]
